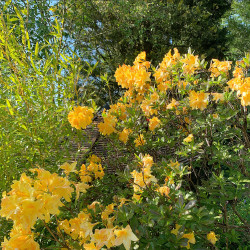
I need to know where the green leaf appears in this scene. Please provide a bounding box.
[6,99,14,116]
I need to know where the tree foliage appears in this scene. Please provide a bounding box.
[56,0,232,104]
[222,0,250,59]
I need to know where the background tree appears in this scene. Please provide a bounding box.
[56,0,232,104]
[222,0,250,60]
[0,0,54,51]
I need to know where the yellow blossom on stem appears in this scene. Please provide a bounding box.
[158,186,170,197]
[114,225,139,250]
[182,232,196,249]
[189,90,209,110]
[168,160,180,169]
[119,128,132,144]
[181,53,200,75]
[98,114,117,135]
[142,154,154,168]
[134,134,146,147]
[140,99,158,116]
[183,134,193,143]
[68,106,94,130]
[1,226,40,250]
[83,242,100,250]
[60,161,78,175]
[148,116,161,131]
[207,231,218,245]
[171,224,182,236]
[211,93,224,103]
[167,98,179,109]
[209,59,232,77]
[91,228,115,249]
[132,193,141,202]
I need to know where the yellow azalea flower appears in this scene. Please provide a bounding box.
[89,154,101,163]
[183,134,193,143]
[87,201,101,212]
[207,231,218,245]
[87,162,99,173]
[182,232,196,249]
[158,186,170,197]
[181,53,200,75]
[168,160,180,169]
[150,92,159,102]
[140,99,158,116]
[101,204,115,221]
[212,93,224,103]
[74,182,90,200]
[134,67,151,89]
[227,77,243,91]
[31,168,74,202]
[1,227,40,250]
[60,161,77,175]
[79,164,92,183]
[98,114,117,135]
[68,106,94,130]
[213,113,219,119]
[209,59,232,77]
[133,51,146,65]
[114,225,139,250]
[167,98,179,109]
[91,228,115,249]
[83,242,100,250]
[109,102,128,120]
[178,81,188,89]
[148,116,161,131]
[134,134,146,147]
[142,154,154,168]
[119,128,131,144]
[157,81,171,92]
[171,224,182,236]
[132,193,141,202]
[118,197,129,208]
[233,66,244,78]
[94,169,105,179]
[240,90,250,106]
[37,193,64,223]
[154,49,180,84]
[189,90,209,110]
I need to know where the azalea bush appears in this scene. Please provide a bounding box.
[0,45,249,249]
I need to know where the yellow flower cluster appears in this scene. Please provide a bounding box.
[131,154,157,193]
[79,155,104,187]
[115,51,151,91]
[59,204,138,250]
[227,72,250,106]
[68,106,94,130]
[209,59,232,78]
[148,116,161,131]
[167,98,179,109]
[154,48,180,87]
[207,231,218,245]
[171,224,196,249]
[134,134,146,147]
[181,53,200,75]
[183,134,193,143]
[119,128,132,144]
[140,91,159,116]
[189,90,209,110]
[98,113,117,135]
[0,170,74,249]
[1,226,40,250]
